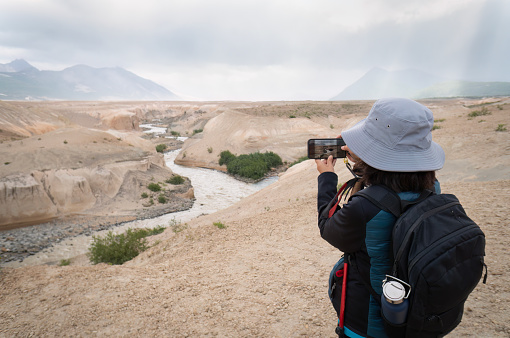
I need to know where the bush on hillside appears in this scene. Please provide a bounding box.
[148,183,162,192]
[166,175,185,185]
[228,155,268,180]
[222,151,283,180]
[87,226,166,265]
[219,150,236,166]
[88,229,149,265]
[155,144,167,153]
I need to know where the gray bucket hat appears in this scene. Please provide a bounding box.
[341,98,445,172]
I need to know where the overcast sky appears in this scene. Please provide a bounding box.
[1,0,509,100]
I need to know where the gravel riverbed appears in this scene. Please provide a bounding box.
[0,201,193,265]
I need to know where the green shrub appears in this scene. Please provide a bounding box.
[88,229,149,265]
[193,129,203,135]
[496,124,507,132]
[468,107,491,118]
[158,194,167,204]
[156,144,167,153]
[87,226,165,265]
[228,156,268,180]
[166,175,185,185]
[261,151,283,168]
[148,183,162,192]
[219,150,236,166]
[213,221,226,229]
[225,151,283,180]
[141,192,148,198]
[207,147,213,153]
[59,259,71,266]
[170,131,180,136]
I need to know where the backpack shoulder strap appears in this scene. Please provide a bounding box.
[354,185,402,218]
[355,185,434,217]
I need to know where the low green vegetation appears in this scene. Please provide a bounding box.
[192,129,203,135]
[170,131,180,137]
[213,221,227,229]
[148,183,162,192]
[59,259,71,266]
[219,150,283,180]
[88,226,166,265]
[468,107,491,118]
[156,144,167,153]
[219,150,236,166]
[158,194,167,204]
[169,218,188,233]
[496,124,507,132]
[433,118,445,130]
[166,175,185,185]
[141,192,148,198]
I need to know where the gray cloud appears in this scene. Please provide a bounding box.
[0,0,508,100]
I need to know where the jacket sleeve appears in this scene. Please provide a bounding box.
[317,172,377,253]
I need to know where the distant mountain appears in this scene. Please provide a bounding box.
[331,68,443,100]
[0,59,179,101]
[331,68,510,100]
[415,80,510,98]
[0,59,37,73]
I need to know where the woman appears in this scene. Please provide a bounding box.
[316,98,445,338]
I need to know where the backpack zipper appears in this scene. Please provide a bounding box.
[393,201,459,274]
[408,223,481,275]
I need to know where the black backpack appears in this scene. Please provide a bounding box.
[356,185,487,338]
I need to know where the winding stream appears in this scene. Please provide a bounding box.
[7,145,278,267]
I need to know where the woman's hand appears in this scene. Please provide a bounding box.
[315,155,336,174]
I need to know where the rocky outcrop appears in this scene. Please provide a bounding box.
[38,170,96,214]
[100,111,140,131]
[0,155,187,230]
[0,174,58,227]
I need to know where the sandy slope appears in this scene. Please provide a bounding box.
[0,101,216,229]
[0,98,509,337]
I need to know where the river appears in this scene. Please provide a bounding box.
[5,143,278,267]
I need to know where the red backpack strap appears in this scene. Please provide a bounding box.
[328,182,348,218]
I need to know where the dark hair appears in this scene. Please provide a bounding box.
[354,160,436,193]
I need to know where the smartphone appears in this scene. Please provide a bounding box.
[307,138,347,159]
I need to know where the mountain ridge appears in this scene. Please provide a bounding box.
[0,59,179,101]
[331,67,510,100]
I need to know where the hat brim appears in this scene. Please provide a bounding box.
[342,119,445,172]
